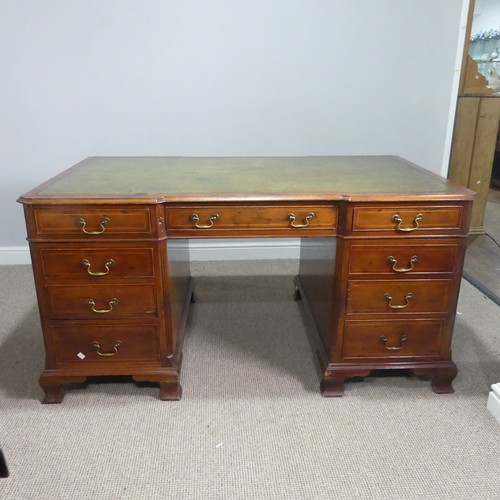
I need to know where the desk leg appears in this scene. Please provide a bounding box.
[40,382,65,404]
[159,381,183,400]
[320,368,373,397]
[39,372,87,403]
[131,372,183,401]
[159,239,193,401]
[413,362,458,394]
[320,377,345,397]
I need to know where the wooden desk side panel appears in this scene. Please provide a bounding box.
[163,239,192,359]
[297,237,338,356]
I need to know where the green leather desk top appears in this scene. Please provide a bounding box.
[19,156,474,204]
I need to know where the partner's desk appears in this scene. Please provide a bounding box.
[18,156,474,403]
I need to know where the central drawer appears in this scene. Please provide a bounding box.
[46,283,157,318]
[166,205,337,234]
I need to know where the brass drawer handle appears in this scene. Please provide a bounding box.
[81,258,115,276]
[287,212,315,228]
[77,216,110,235]
[190,213,219,229]
[91,340,122,357]
[384,292,413,309]
[387,255,419,273]
[380,334,408,351]
[391,213,424,232]
[87,298,118,314]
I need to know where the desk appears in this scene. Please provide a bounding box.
[18,156,474,402]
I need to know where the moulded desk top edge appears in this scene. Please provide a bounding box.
[16,192,475,205]
[17,156,476,205]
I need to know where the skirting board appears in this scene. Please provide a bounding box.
[188,238,301,261]
[487,383,500,425]
[0,246,32,265]
[0,239,302,265]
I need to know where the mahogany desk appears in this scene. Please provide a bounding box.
[18,156,474,402]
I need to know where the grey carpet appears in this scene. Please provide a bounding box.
[1,261,500,499]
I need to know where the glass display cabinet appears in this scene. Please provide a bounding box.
[448,0,500,233]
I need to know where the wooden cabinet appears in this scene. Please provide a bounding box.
[18,156,473,402]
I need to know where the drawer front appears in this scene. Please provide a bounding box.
[31,206,154,238]
[52,323,159,364]
[346,279,452,314]
[349,242,460,275]
[166,205,337,232]
[342,319,445,359]
[39,247,155,279]
[351,205,465,235]
[46,284,157,318]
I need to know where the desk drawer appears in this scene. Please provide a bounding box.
[166,205,337,232]
[31,206,154,239]
[39,246,155,279]
[348,241,460,275]
[351,205,465,235]
[346,279,452,314]
[342,319,444,359]
[52,323,159,365]
[46,283,157,319]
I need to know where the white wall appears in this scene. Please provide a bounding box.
[1,0,467,255]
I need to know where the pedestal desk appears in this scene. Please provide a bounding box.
[18,156,474,403]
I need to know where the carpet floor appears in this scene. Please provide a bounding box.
[1,261,500,499]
